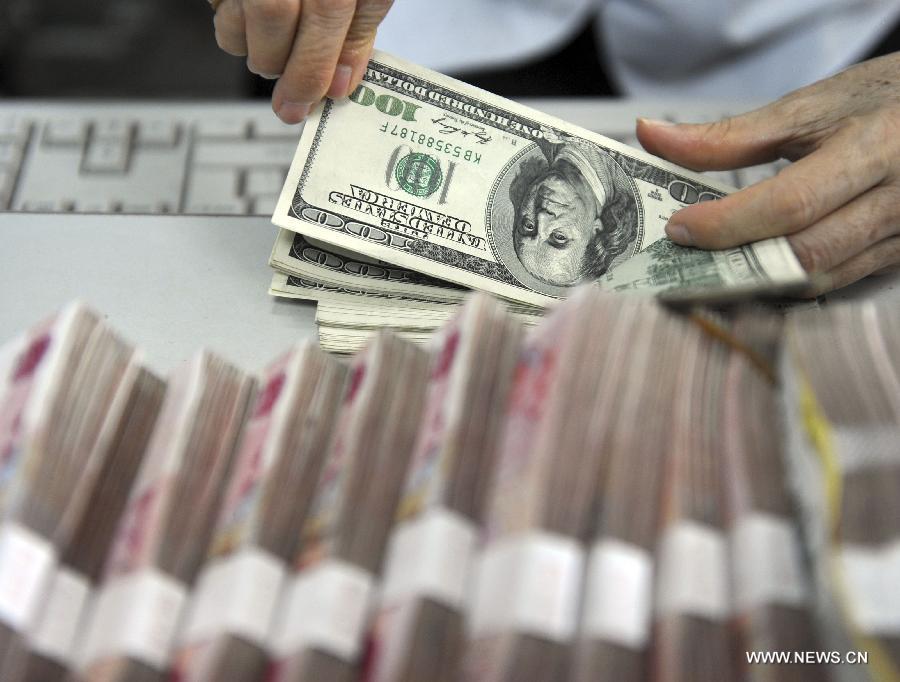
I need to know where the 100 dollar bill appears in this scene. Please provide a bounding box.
[273,51,807,307]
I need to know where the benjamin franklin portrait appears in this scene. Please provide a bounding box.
[507,134,640,288]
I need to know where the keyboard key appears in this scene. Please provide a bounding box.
[0,142,22,167]
[43,120,87,147]
[195,119,248,139]
[0,170,13,208]
[82,139,131,173]
[74,199,117,213]
[193,141,295,166]
[0,118,29,143]
[252,195,281,215]
[93,120,133,141]
[21,199,74,212]
[245,168,287,197]
[185,198,249,215]
[252,117,302,140]
[120,201,170,214]
[185,168,244,215]
[188,168,240,199]
[136,120,180,147]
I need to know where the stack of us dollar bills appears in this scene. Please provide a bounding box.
[267,51,808,354]
[0,289,898,681]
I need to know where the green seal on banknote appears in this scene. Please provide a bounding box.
[395,152,443,198]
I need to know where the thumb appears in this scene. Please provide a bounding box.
[635,109,789,171]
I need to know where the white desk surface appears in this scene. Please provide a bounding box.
[0,213,318,375]
[1,212,898,376]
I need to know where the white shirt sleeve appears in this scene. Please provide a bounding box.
[374,0,900,99]
[374,0,595,73]
[599,0,900,98]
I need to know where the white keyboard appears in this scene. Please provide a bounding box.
[0,100,781,216]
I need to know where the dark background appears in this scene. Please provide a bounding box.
[0,0,618,99]
[0,0,248,98]
[1,0,898,100]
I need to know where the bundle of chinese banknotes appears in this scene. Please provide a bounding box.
[266,51,807,354]
[0,285,897,682]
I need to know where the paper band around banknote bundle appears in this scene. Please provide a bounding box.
[582,539,654,649]
[78,568,188,670]
[27,567,91,665]
[0,522,58,631]
[271,559,375,660]
[469,531,584,642]
[181,548,287,650]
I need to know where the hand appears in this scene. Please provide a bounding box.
[212,0,394,124]
[636,52,900,296]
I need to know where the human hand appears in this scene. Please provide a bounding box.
[636,52,900,296]
[212,0,394,123]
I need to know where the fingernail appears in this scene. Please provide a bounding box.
[327,64,353,99]
[666,223,694,246]
[639,117,676,127]
[248,60,280,80]
[278,101,312,124]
